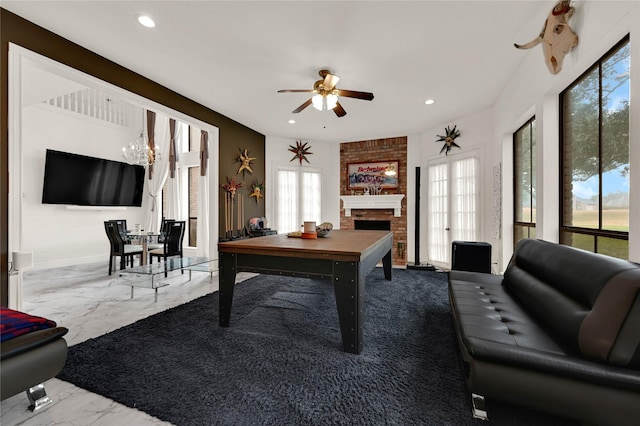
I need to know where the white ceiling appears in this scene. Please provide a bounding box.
[3,0,550,143]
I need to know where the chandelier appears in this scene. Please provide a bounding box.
[122,130,156,166]
[122,109,158,167]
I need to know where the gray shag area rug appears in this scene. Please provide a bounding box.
[58,269,576,425]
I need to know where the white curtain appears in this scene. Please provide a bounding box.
[428,163,449,263]
[196,130,210,257]
[144,112,170,233]
[451,157,478,242]
[164,121,183,221]
[276,168,298,233]
[301,171,322,223]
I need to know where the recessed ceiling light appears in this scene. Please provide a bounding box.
[288,119,296,124]
[424,99,435,105]
[136,14,156,28]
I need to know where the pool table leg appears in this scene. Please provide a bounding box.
[333,260,363,354]
[219,252,237,327]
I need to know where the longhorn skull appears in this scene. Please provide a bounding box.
[515,0,579,74]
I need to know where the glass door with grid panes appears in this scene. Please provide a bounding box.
[426,154,479,268]
[275,166,322,234]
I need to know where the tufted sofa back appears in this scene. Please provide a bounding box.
[503,239,640,369]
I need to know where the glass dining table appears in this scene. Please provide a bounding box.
[117,256,215,301]
[123,231,160,265]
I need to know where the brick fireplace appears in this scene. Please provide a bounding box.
[339,136,407,267]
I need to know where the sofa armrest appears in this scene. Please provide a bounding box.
[1,327,68,360]
[466,336,640,392]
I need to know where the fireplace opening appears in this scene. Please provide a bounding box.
[354,220,391,231]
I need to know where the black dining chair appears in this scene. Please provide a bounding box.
[108,219,131,245]
[111,219,127,233]
[104,221,143,275]
[149,220,185,277]
[147,218,175,251]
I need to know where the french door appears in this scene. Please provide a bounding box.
[274,166,322,234]
[426,154,479,268]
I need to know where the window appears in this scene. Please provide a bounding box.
[161,123,201,248]
[513,117,536,247]
[187,128,200,247]
[560,36,629,259]
[275,166,322,234]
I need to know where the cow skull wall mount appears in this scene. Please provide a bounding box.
[515,0,579,74]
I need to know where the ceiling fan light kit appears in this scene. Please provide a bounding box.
[312,93,338,111]
[278,69,374,118]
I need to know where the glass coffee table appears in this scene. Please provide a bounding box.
[118,256,214,301]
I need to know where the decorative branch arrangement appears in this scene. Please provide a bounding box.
[222,177,244,239]
[222,176,243,199]
[436,125,461,155]
[288,140,313,165]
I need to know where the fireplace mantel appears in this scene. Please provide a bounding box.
[340,194,405,217]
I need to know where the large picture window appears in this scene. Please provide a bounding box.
[513,117,536,247]
[560,36,629,259]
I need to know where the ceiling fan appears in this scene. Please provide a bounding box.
[278,69,374,117]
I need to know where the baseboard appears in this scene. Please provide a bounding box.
[32,255,105,271]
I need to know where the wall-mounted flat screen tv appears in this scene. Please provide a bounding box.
[42,149,145,207]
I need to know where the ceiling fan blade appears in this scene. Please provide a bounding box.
[278,89,315,93]
[292,98,313,113]
[333,101,347,117]
[336,89,374,101]
[323,73,340,91]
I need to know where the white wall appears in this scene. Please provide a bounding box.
[413,109,495,268]
[10,45,221,278]
[493,0,640,267]
[406,1,640,270]
[20,104,148,268]
[265,136,341,231]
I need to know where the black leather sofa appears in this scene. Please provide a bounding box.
[1,312,68,411]
[448,239,640,425]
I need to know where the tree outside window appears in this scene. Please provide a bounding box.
[560,36,629,259]
[514,117,536,248]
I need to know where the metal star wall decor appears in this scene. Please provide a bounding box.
[236,148,256,175]
[249,180,264,203]
[288,140,313,165]
[436,125,462,155]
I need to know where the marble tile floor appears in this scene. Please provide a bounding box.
[1,261,256,426]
